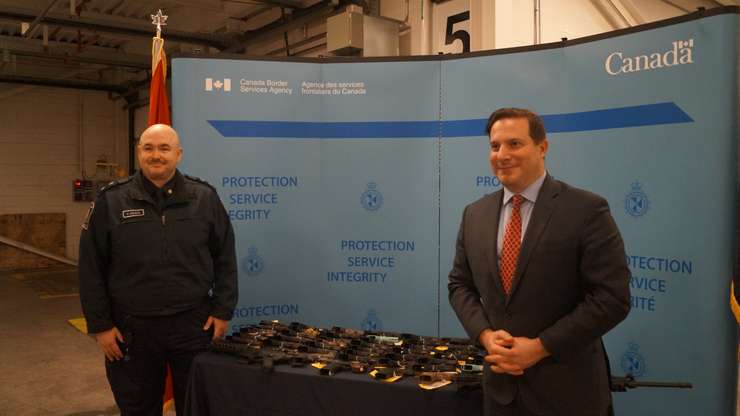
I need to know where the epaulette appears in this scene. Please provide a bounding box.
[184,174,217,191]
[98,176,133,195]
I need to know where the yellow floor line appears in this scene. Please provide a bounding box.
[68,317,88,334]
[40,293,79,299]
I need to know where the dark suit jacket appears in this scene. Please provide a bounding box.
[448,175,630,416]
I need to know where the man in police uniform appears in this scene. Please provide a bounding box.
[78,124,238,415]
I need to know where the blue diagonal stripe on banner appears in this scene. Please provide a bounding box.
[444,102,694,137]
[208,102,692,139]
[208,120,440,139]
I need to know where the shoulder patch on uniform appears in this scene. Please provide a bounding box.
[81,202,95,230]
[184,174,216,191]
[98,176,133,195]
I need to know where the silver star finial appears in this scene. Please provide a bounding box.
[151,9,168,36]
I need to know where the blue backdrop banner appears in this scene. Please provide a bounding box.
[172,9,737,416]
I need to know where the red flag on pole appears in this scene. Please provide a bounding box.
[148,33,170,126]
[148,13,175,412]
[731,202,740,323]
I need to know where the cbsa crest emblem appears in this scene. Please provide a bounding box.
[620,342,647,378]
[361,309,383,331]
[242,246,264,276]
[625,181,649,218]
[361,182,383,211]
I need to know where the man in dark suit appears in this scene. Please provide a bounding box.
[448,108,631,416]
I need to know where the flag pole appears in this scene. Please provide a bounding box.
[152,9,166,40]
[148,9,171,127]
[149,9,174,412]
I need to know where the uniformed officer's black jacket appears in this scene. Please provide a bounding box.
[78,170,238,334]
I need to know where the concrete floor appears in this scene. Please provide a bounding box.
[0,267,119,416]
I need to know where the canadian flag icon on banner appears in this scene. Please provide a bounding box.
[205,78,231,92]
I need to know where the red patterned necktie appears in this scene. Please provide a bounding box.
[501,195,523,295]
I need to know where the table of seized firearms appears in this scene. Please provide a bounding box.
[183,320,485,416]
[183,320,691,415]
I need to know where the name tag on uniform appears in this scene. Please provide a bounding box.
[122,209,145,219]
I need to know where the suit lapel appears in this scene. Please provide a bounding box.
[486,191,505,295]
[507,175,560,304]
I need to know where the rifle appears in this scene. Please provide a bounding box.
[417,371,481,391]
[211,336,261,359]
[318,359,368,375]
[212,337,334,372]
[610,374,692,392]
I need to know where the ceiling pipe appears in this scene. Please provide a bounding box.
[590,0,630,29]
[251,0,305,8]
[228,0,343,52]
[6,48,149,69]
[603,0,632,26]
[24,0,62,38]
[234,5,274,22]
[657,0,692,13]
[266,32,326,56]
[533,0,541,44]
[0,73,129,93]
[0,6,230,49]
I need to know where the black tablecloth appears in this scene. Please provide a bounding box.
[185,352,483,416]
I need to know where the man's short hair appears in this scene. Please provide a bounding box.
[485,108,546,144]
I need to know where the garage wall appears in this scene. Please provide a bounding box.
[0,85,129,261]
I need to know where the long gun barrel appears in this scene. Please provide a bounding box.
[610,375,692,392]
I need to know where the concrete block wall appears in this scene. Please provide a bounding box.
[0,85,129,261]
